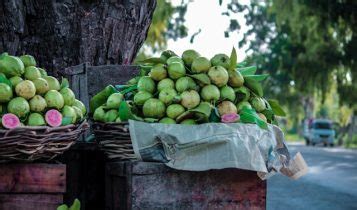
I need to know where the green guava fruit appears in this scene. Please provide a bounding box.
[175,76,197,93]
[15,80,36,99]
[210,53,230,69]
[29,95,47,112]
[24,66,41,80]
[0,83,13,103]
[105,109,118,122]
[182,49,200,67]
[44,76,60,91]
[168,62,186,80]
[166,104,185,119]
[160,50,176,62]
[60,87,76,106]
[27,113,46,126]
[208,66,229,87]
[200,85,220,102]
[180,119,197,125]
[45,90,64,110]
[137,76,156,93]
[159,117,176,124]
[0,55,25,77]
[166,56,184,65]
[62,105,77,124]
[73,99,86,115]
[220,86,236,102]
[142,98,166,119]
[228,70,244,87]
[134,91,153,106]
[180,90,200,109]
[250,97,266,112]
[72,106,84,122]
[157,78,175,92]
[236,101,252,112]
[7,97,30,118]
[93,106,106,122]
[159,88,177,105]
[149,64,167,81]
[20,55,36,67]
[191,57,211,73]
[106,93,123,109]
[38,68,48,77]
[9,76,23,89]
[33,78,50,95]
[218,101,237,116]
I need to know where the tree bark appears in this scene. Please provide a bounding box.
[0,0,156,76]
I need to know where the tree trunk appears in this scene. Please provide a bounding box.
[0,0,156,76]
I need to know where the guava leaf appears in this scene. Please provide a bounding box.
[120,84,137,95]
[234,87,250,102]
[139,65,153,76]
[69,199,81,210]
[244,74,269,82]
[57,204,69,210]
[115,84,130,90]
[238,66,257,76]
[243,77,263,97]
[229,47,237,71]
[189,74,211,85]
[190,102,212,118]
[261,109,274,123]
[236,61,247,68]
[144,118,159,123]
[118,101,131,121]
[60,77,69,89]
[239,107,268,129]
[0,74,12,88]
[89,85,118,113]
[137,57,165,65]
[209,108,221,123]
[268,99,286,117]
[61,117,73,126]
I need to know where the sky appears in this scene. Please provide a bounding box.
[167,0,249,62]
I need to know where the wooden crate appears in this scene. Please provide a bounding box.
[0,164,66,210]
[106,161,267,210]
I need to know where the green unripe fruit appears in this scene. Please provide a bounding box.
[191,57,211,73]
[20,55,36,67]
[166,104,185,119]
[38,68,48,77]
[149,64,167,81]
[0,83,13,103]
[33,78,50,95]
[250,97,266,112]
[93,106,106,122]
[175,77,197,93]
[142,98,166,119]
[73,99,86,116]
[168,62,186,80]
[29,95,47,112]
[220,86,236,102]
[180,119,197,125]
[182,49,200,67]
[72,106,84,122]
[60,88,76,106]
[62,105,77,124]
[200,85,220,102]
[208,66,229,87]
[236,101,252,112]
[210,54,230,69]
[44,76,60,91]
[7,97,30,118]
[228,70,244,88]
[9,76,23,89]
[159,117,176,124]
[157,78,175,92]
[27,113,46,126]
[134,91,153,106]
[45,90,64,110]
[24,66,41,80]
[106,93,123,109]
[159,88,177,105]
[137,76,156,93]
[180,90,200,109]
[166,56,184,65]
[105,109,118,122]
[15,80,36,99]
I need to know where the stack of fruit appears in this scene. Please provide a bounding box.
[0,53,86,129]
[91,48,285,128]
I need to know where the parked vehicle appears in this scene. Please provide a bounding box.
[305,119,335,146]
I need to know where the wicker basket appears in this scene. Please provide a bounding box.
[0,120,89,163]
[92,122,136,160]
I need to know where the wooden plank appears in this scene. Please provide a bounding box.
[0,164,66,193]
[0,194,63,210]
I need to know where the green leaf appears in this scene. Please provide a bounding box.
[244,77,263,97]
[268,99,286,116]
[57,204,69,210]
[229,47,237,70]
[118,101,131,121]
[261,109,274,122]
[60,77,69,89]
[144,118,159,123]
[139,65,153,76]
[190,102,212,118]
[137,57,165,64]
[209,108,221,122]
[120,84,137,95]
[89,85,118,113]
[61,117,73,126]
[234,86,251,102]
[244,74,269,82]
[0,74,12,88]
[238,66,257,76]
[69,199,81,210]
[189,73,211,85]
[236,61,247,68]
[239,107,268,129]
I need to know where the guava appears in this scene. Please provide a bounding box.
[228,70,244,87]
[29,95,47,112]
[9,76,23,89]
[2,113,21,129]
[200,85,220,102]
[38,68,48,77]
[73,99,86,115]
[45,109,63,127]
[93,106,106,122]
[105,109,118,122]
[20,55,36,67]
[159,88,177,105]
[60,88,76,106]
[251,97,266,112]
[137,76,156,93]
[33,78,50,95]
[7,97,30,118]
[236,101,252,112]
[166,104,185,119]
[157,78,175,92]
[180,119,196,125]
[159,117,176,124]
[182,50,200,67]
[175,76,197,93]
[142,98,166,119]
[258,113,267,123]
[149,64,167,81]
[106,93,123,109]
[235,86,250,102]
[15,80,36,99]
[221,113,240,123]
[210,54,230,69]
[44,76,60,91]
[160,50,176,62]
[27,113,46,126]
[72,106,83,122]
[0,83,13,103]
[115,117,122,123]
[191,57,211,73]
[220,86,236,102]
[62,105,77,124]
[24,66,41,80]
[218,101,237,116]
[208,66,229,87]
[166,56,184,65]
[0,55,25,77]
[133,91,153,106]
[180,90,200,109]
[45,90,64,110]
[168,62,186,80]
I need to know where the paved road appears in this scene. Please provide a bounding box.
[268,143,357,210]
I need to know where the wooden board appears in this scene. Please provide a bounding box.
[0,194,63,210]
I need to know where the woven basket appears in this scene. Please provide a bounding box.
[0,120,89,163]
[92,122,136,160]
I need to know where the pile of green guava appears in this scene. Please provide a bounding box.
[0,53,86,129]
